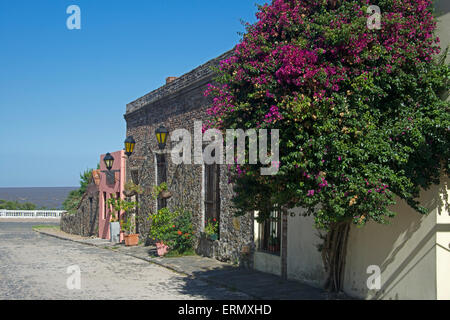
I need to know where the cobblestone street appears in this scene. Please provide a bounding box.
[0,221,251,300]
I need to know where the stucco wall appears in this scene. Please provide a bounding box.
[98,150,126,241]
[286,211,327,288]
[436,178,450,300]
[343,177,449,300]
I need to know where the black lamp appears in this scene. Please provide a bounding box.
[155,126,169,150]
[103,153,114,171]
[124,136,136,157]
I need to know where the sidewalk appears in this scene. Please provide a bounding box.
[34,227,341,300]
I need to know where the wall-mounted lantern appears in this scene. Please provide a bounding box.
[103,153,115,171]
[155,125,169,150]
[102,153,118,185]
[124,136,136,157]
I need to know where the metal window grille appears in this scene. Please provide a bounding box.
[258,209,281,255]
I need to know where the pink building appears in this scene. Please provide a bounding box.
[98,150,126,241]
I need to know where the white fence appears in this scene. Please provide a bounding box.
[0,210,64,219]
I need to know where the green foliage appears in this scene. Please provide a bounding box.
[204,218,219,239]
[79,168,93,195]
[62,168,95,214]
[206,0,450,231]
[148,207,179,244]
[62,190,83,215]
[0,199,38,210]
[148,207,194,254]
[151,182,168,200]
[107,197,139,222]
[120,216,134,234]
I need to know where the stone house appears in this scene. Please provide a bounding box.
[60,170,100,237]
[124,51,255,264]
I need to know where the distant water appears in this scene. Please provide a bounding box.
[0,187,78,209]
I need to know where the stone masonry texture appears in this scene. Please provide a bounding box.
[124,50,255,266]
[61,182,99,237]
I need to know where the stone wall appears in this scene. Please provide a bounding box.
[124,50,255,265]
[61,184,99,237]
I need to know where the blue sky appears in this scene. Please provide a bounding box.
[0,0,266,187]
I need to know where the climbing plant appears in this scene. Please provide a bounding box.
[205,0,450,292]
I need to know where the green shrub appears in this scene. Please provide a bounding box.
[148,207,194,254]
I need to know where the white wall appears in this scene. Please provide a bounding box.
[436,178,450,300]
[343,178,449,300]
[287,210,326,288]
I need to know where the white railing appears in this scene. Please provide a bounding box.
[0,210,65,219]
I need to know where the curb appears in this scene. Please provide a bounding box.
[34,229,259,299]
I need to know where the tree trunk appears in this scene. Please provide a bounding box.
[322,220,351,292]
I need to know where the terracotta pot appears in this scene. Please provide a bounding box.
[156,242,169,256]
[160,191,172,199]
[124,234,139,247]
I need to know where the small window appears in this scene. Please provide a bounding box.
[258,209,281,255]
[103,192,107,220]
[156,154,167,210]
[204,163,220,237]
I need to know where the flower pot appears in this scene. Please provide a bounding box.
[124,234,139,247]
[156,242,169,256]
[160,190,172,199]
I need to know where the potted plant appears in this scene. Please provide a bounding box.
[123,180,144,198]
[152,182,172,200]
[121,216,139,247]
[204,218,219,241]
[148,207,178,256]
[156,242,169,256]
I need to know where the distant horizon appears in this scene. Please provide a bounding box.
[0,186,79,209]
[0,186,78,189]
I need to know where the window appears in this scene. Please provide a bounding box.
[258,209,281,255]
[156,154,167,210]
[204,163,220,233]
[103,192,107,220]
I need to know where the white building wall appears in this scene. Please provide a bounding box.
[286,210,326,288]
[436,176,450,300]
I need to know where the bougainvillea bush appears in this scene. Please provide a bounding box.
[205,0,449,290]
